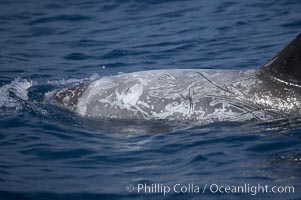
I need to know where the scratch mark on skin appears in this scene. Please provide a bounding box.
[164,73,176,80]
[125,87,130,94]
[230,84,248,99]
[223,84,233,94]
[207,94,262,111]
[179,88,194,115]
[260,108,289,117]
[207,93,286,119]
[157,104,185,119]
[196,72,234,95]
[226,102,263,121]
[264,56,278,67]
[188,88,194,114]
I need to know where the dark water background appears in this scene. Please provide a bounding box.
[1,0,301,199]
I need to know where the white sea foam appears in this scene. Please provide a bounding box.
[0,78,33,109]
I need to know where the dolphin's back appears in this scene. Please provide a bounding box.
[47,33,301,123]
[68,69,274,122]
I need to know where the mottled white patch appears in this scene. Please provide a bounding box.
[116,83,144,109]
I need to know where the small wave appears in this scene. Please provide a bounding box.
[27,14,91,25]
[0,78,33,110]
[64,53,90,60]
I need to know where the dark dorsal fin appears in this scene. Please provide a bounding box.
[260,33,301,85]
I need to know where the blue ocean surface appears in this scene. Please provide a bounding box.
[1,0,301,199]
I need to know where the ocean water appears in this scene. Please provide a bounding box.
[1,0,301,199]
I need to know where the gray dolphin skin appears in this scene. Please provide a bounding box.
[46,33,301,123]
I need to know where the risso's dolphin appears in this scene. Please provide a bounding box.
[46,33,301,123]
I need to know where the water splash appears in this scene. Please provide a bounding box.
[0,78,33,110]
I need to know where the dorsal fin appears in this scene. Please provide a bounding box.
[260,33,301,85]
